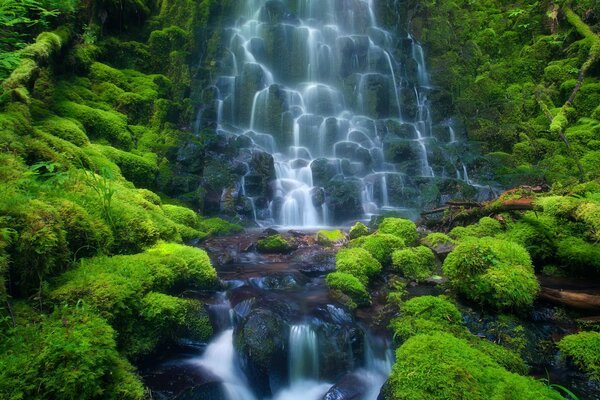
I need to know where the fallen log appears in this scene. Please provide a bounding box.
[540,287,600,311]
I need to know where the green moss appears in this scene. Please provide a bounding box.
[442,237,539,309]
[500,212,558,263]
[56,101,133,150]
[349,221,369,239]
[391,246,436,282]
[390,296,465,343]
[326,271,371,309]
[348,233,405,265]
[421,232,456,248]
[38,116,89,146]
[335,247,382,285]
[0,307,144,400]
[197,217,243,236]
[51,242,216,357]
[556,236,600,272]
[378,218,418,245]
[558,331,600,381]
[96,144,158,188]
[316,229,345,246]
[384,332,561,400]
[257,234,295,254]
[139,292,212,351]
[450,216,504,240]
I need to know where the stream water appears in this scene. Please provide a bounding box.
[205,0,494,227]
[142,231,393,400]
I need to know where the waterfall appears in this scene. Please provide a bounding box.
[210,0,464,227]
[289,324,319,384]
[193,330,257,400]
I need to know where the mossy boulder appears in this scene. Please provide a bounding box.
[316,229,345,246]
[421,232,456,258]
[382,332,562,400]
[0,307,145,400]
[391,246,436,282]
[348,233,405,266]
[449,216,504,241]
[378,218,418,245]
[326,271,371,309]
[257,234,296,254]
[442,238,539,309]
[335,247,382,285]
[558,331,600,381]
[348,221,369,239]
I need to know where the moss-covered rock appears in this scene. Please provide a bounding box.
[382,332,562,400]
[391,246,436,282]
[558,331,600,381]
[348,233,405,266]
[316,229,345,246]
[326,271,371,309]
[348,221,369,239]
[257,234,296,254]
[449,216,504,241]
[442,237,539,309]
[335,247,382,285]
[556,236,600,272]
[378,218,418,245]
[0,307,144,400]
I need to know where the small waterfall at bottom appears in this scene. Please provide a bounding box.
[193,330,257,400]
[288,324,319,384]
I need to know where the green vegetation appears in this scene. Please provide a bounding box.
[335,247,382,285]
[348,232,405,265]
[378,218,418,245]
[558,331,600,381]
[349,221,369,239]
[383,332,562,400]
[421,232,455,249]
[443,237,539,309]
[316,229,345,246]
[326,271,371,309]
[391,246,436,282]
[257,234,296,253]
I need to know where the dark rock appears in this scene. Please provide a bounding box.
[233,309,288,398]
[323,373,370,400]
[175,382,227,400]
[262,228,279,236]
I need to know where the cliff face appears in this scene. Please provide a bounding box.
[378,0,600,187]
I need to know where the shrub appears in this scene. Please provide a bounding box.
[383,332,562,400]
[0,307,144,400]
[349,233,405,265]
[335,247,382,285]
[257,234,295,253]
[442,237,539,309]
[316,229,345,246]
[558,331,600,381]
[378,218,418,245]
[349,221,369,239]
[326,271,371,309]
[391,246,436,282]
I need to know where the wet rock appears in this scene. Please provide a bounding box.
[325,179,363,224]
[311,187,326,207]
[311,304,364,381]
[323,373,370,400]
[175,382,227,400]
[234,308,289,398]
[262,228,279,236]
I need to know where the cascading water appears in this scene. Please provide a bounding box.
[209,0,485,227]
[288,324,319,384]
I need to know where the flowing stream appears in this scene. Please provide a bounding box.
[142,232,393,400]
[207,0,487,227]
